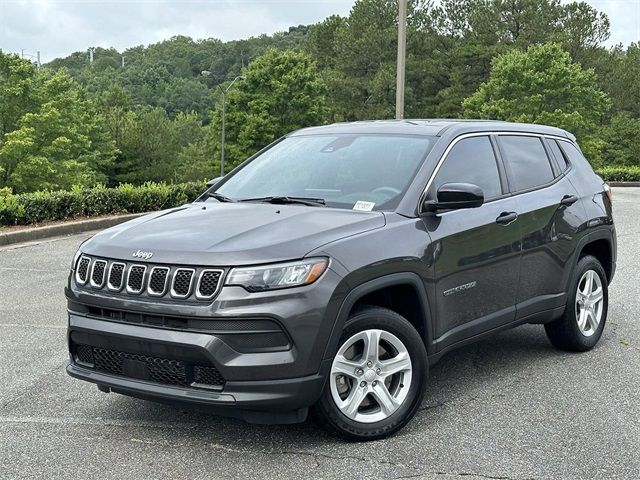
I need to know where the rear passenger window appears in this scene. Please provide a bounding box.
[499,136,554,191]
[434,136,503,199]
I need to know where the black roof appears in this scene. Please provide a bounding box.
[289,119,574,140]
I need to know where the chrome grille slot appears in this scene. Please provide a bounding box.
[107,262,126,291]
[196,269,223,299]
[172,268,195,298]
[148,267,169,296]
[90,260,107,288]
[126,265,147,294]
[75,256,91,285]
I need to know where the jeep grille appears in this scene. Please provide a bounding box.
[74,256,224,302]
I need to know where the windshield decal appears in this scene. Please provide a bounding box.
[353,201,375,212]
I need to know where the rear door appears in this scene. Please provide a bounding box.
[496,134,584,319]
[422,135,522,348]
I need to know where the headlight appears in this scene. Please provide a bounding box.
[225,258,328,292]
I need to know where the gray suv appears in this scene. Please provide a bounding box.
[66,120,616,440]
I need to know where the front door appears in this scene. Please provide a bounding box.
[421,135,522,349]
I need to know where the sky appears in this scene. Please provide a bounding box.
[0,0,638,63]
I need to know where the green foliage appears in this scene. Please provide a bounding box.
[0,57,118,192]
[595,166,640,182]
[0,181,204,226]
[596,113,640,167]
[462,44,610,138]
[220,49,329,166]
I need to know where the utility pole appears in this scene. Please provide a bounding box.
[395,0,407,120]
[201,71,245,177]
[121,55,125,68]
[19,50,40,71]
[218,76,245,177]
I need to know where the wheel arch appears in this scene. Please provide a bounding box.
[573,228,616,286]
[323,272,434,362]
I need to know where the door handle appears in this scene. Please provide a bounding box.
[560,194,578,206]
[496,211,518,225]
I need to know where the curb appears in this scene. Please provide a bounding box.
[0,213,145,247]
[609,182,640,187]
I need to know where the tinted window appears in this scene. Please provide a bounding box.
[434,136,502,199]
[499,136,554,191]
[547,139,569,172]
[557,140,591,170]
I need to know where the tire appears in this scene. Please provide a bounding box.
[545,255,608,352]
[313,306,428,441]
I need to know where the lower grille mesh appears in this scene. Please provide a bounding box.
[77,345,225,388]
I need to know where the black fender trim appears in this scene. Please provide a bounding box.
[569,227,616,290]
[322,272,434,363]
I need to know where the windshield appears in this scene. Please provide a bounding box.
[214,134,436,211]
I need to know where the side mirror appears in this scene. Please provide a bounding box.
[207,176,223,188]
[423,182,484,212]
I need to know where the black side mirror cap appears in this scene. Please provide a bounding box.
[422,182,484,213]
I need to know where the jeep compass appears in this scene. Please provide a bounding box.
[66,120,616,440]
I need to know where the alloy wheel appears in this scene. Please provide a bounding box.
[575,269,604,337]
[329,329,412,423]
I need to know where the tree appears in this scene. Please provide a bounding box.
[220,49,329,165]
[462,44,610,138]
[0,51,38,138]
[597,112,640,167]
[0,55,118,192]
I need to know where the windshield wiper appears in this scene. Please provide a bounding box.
[239,196,326,207]
[207,192,235,203]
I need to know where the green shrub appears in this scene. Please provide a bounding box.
[595,166,640,182]
[0,181,205,227]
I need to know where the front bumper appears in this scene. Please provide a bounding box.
[66,314,331,422]
[66,362,327,423]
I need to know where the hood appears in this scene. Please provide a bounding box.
[82,202,386,266]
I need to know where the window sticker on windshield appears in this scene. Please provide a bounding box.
[353,201,375,211]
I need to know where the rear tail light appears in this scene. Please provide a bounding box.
[604,183,612,204]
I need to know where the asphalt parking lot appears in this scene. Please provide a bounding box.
[1,187,639,480]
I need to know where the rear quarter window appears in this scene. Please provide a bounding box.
[498,135,555,191]
[557,140,593,172]
[547,139,569,173]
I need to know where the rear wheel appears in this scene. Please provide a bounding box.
[545,255,608,351]
[314,306,427,440]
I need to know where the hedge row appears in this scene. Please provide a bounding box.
[595,166,640,182]
[0,182,205,227]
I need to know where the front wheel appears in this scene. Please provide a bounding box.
[545,255,608,352]
[313,306,427,441]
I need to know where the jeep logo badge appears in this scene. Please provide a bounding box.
[132,250,153,260]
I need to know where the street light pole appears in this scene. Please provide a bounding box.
[395,0,407,119]
[218,75,245,177]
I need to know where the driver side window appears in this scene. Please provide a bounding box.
[434,136,503,200]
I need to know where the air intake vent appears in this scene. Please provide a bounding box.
[127,265,147,294]
[148,267,169,296]
[90,260,107,288]
[172,269,195,298]
[107,262,125,291]
[73,344,226,389]
[196,269,223,299]
[75,256,91,285]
